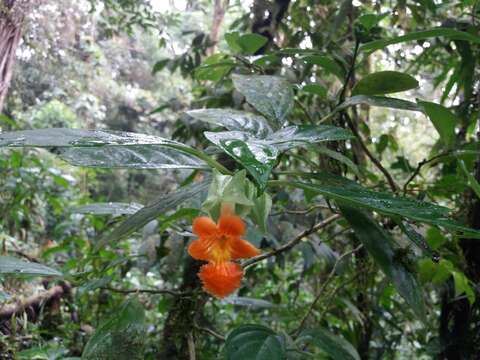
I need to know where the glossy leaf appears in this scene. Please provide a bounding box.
[222,296,275,308]
[73,203,144,216]
[187,109,273,137]
[0,256,62,277]
[205,130,278,189]
[82,298,146,360]
[302,55,344,79]
[99,180,209,247]
[0,128,208,169]
[360,28,480,53]
[341,206,426,319]
[225,324,285,360]
[419,101,457,146]
[232,74,293,129]
[298,328,360,360]
[284,173,480,237]
[352,71,418,96]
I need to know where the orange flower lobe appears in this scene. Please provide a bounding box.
[198,262,243,298]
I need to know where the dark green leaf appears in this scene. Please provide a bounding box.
[187,109,273,137]
[237,33,269,54]
[282,173,480,237]
[195,54,234,81]
[73,203,144,216]
[336,95,422,114]
[298,328,360,360]
[152,59,169,74]
[222,296,275,308]
[341,206,426,319]
[352,71,418,96]
[302,55,345,79]
[225,324,285,360]
[232,74,294,129]
[82,298,146,360]
[302,84,328,98]
[0,256,62,277]
[398,221,436,260]
[419,101,457,146]
[360,28,480,53]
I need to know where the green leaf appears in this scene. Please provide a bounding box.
[205,131,278,189]
[360,28,480,53]
[250,192,272,233]
[152,59,169,74]
[356,13,387,30]
[302,84,328,98]
[336,95,422,114]
[419,101,457,146]
[302,55,345,79]
[82,298,146,360]
[205,125,352,188]
[195,53,234,81]
[225,32,242,52]
[452,271,475,305]
[187,109,273,137]
[237,33,269,54]
[458,159,480,199]
[352,71,418,96]
[225,324,285,360]
[279,173,480,237]
[232,74,294,129]
[341,206,426,319]
[397,221,436,260]
[73,203,144,216]
[99,180,209,247]
[0,128,208,169]
[298,328,360,360]
[203,170,255,221]
[0,256,62,277]
[222,296,275,308]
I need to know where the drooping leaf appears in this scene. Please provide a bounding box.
[232,74,294,129]
[397,221,437,260]
[352,71,418,96]
[280,172,480,237]
[73,203,144,217]
[187,109,273,137]
[98,180,209,248]
[302,55,345,79]
[225,324,285,360]
[222,296,275,308]
[82,298,146,360]
[0,128,207,169]
[360,28,480,53]
[0,256,62,277]
[419,101,457,146]
[341,206,426,319]
[298,328,360,360]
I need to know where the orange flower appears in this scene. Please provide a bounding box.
[188,209,260,298]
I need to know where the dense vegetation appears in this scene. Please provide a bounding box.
[1,0,480,359]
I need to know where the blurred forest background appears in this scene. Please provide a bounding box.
[0,0,480,359]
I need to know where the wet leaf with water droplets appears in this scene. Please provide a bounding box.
[232,74,293,129]
[73,203,144,217]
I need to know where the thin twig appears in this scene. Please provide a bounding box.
[100,287,188,297]
[243,214,341,268]
[295,99,315,124]
[344,113,399,192]
[292,244,363,336]
[194,324,226,341]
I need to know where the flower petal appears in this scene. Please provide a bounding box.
[188,238,211,260]
[218,214,245,237]
[192,216,217,237]
[198,262,243,298]
[230,238,260,259]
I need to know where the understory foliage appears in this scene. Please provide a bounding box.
[1,0,480,359]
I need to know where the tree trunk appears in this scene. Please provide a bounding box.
[0,0,31,113]
[206,0,229,56]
